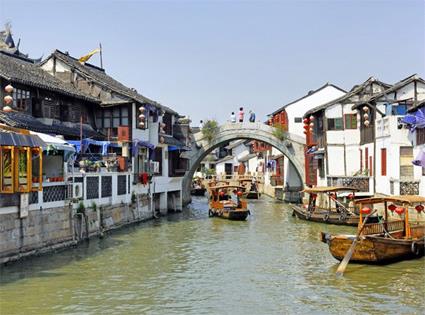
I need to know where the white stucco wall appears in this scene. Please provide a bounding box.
[327,146,345,176]
[284,85,346,137]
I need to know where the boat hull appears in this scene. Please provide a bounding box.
[191,188,206,196]
[292,205,359,226]
[209,208,250,221]
[245,192,260,199]
[321,232,425,264]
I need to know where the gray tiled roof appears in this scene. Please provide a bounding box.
[354,74,425,107]
[0,51,99,103]
[269,83,347,116]
[304,77,391,117]
[0,111,104,139]
[45,50,177,114]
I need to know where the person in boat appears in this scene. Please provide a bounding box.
[232,189,243,208]
[251,179,258,192]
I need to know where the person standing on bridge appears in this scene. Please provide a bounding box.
[230,112,236,123]
[249,110,256,122]
[238,107,244,122]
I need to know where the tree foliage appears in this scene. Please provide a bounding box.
[272,124,287,141]
[201,119,219,143]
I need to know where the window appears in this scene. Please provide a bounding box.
[0,146,41,193]
[391,104,408,116]
[417,128,425,145]
[327,118,343,130]
[344,114,357,129]
[152,147,163,175]
[13,88,31,111]
[162,113,173,135]
[294,117,302,123]
[381,148,387,176]
[113,107,120,128]
[121,107,129,126]
[0,147,14,193]
[400,146,413,179]
[318,158,325,178]
[96,106,130,132]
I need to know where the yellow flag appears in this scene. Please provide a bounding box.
[78,48,100,63]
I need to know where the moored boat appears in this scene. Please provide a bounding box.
[292,186,360,226]
[321,195,425,264]
[239,178,261,199]
[191,177,206,196]
[207,184,250,221]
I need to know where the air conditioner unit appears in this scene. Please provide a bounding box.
[73,183,83,199]
[150,161,160,174]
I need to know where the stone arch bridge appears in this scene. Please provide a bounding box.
[182,122,306,205]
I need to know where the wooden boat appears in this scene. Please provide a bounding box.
[321,195,425,264]
[191,177,206,196]
[292,186,361,226]
[207,184,250,220]
[239,178,261,199]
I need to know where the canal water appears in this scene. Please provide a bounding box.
[1,197,424,315]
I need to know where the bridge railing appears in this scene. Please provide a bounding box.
[194,122,305,145]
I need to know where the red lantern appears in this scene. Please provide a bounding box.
[360,207,371,215]
[303,125,309,130]
[237,191,243,197]
[415,205,424,213]
[395,207,405,215]
[303,118,309,124]
[388,204,396,212]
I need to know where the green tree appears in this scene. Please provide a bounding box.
[201,119,219,143]
[272,124,287,141]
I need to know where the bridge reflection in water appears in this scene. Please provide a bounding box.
[0,197,423,314]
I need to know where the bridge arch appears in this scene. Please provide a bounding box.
[182,122,306,205]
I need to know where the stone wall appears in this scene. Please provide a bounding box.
[0,194,153,264]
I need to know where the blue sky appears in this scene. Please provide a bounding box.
[1,0,424,123]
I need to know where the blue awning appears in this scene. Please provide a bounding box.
[132,140,155,156]
[68,139,121,155]
[168,145,190,152]
[402,108,425,131]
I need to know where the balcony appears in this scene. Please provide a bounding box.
[327,175,373,195]
[390,179,419,195]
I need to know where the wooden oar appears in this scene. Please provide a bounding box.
[335,209,377,276]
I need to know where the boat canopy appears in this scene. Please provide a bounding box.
[355,195,425,205]
[303,186,358,193]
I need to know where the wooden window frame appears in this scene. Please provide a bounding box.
[327,117,343,131]
[31,148,43,192]
[344,113,357,129]
[0,146,15,193]
[15,147,32,193]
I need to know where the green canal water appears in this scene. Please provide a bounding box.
[1,197,424,315]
